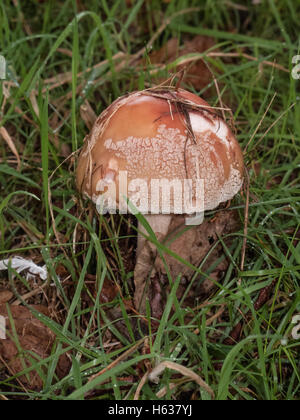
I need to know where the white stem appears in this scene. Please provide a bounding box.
[185,212,204,226]
[136,214,172,256]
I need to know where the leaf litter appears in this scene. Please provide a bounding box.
[0,304,70,390]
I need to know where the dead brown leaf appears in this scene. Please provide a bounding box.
[0,291,13,304]
[0,304,70,389]
[144,36,218,96]
[83,274,119,304]
[134,210,241,317]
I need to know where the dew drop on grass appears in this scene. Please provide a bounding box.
[280,338,288,346]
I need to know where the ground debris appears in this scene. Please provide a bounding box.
[83,274,119,304]
[0,291,13,305]
[143,35,218,96]
[0,304,70,390]
[134,209,241,317]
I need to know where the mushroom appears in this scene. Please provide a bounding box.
[76,88,244,314]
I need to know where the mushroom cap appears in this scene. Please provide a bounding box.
[76,88,244,214]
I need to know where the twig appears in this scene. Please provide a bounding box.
[193,305,225,334]
[12,282,48,306]
[87,337,147,384]
[133,371,149,400]
[156,378,190,398]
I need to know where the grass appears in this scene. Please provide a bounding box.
[0,0,300,400]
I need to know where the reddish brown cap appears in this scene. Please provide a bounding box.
[76,88,244,214]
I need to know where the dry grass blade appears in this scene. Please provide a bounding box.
[133,371,148,400]
[148,360,215,398]
[0,354,28,393]
[43,52,125,92]
[87,337,147,384]
[80,100,97,130]
[12,282,48,306]
[145,51,289,85]
[253,102,296,150]
[244,92,277,153]
[143,88,230,115]
[48,150,79,258]
[130,7,201,63]
[0,126,21,170]
[156,378,190,398]
[193,305,225,334]
[208,52,289,73]
[196,57,227,121]
[29,91,40,118]
[240,168,250,279]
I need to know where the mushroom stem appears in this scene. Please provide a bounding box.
[136,214,172,257]
[134,214,172,313]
